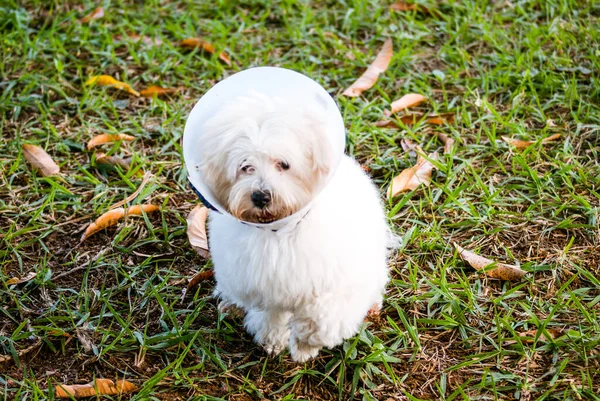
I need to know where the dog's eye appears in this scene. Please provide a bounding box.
[241,165,254,173]
[277,161,290,171]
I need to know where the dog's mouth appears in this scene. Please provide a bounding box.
[235,208,289,224]
[252,210,278,224]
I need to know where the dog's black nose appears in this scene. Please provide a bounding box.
[251,190,271,209]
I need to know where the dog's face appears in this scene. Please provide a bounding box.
[198,95,333,223]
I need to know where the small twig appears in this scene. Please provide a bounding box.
[110,171,152,210]
[54,248,110,280]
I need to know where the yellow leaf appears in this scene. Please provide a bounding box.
[80,6,104,23]
[85,75,140,97]
[453,242,526,281]
[81,204,160,242]
[180,38,232,66]
[55,378,137,398]
[22,144,60,177]
[387,149,437,197]
[385,93,427,116]
[86,134,135,150]
[343,38,393,97]
[140,85,182,98]
[187,205,210,258]
[501,133,561,150]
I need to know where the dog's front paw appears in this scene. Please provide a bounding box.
[217,300,245,317]
[245,309,291,356]
[289,336,320,362]
[263,327,290,356]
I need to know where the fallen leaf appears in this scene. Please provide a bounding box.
[518,328,562,343]
[55,378,137,399]
[437,132,455,154]
[400,138,418,157]
[115,33,162,46]
[140,85,182,98]
[85,75,140,97]
[343,38,393,97]
[387,149,437,197]
[180,38,232,66]
[6,272,37,285]
[385,93,427,116]
[426,113,455,125]
[0,338,41,364]
[86,134,135,150]
[81,204,160,242]
[181,270,215,300]
[80,6,104,23]
[22,144,60,177]
[375,113,454,128]
[390,2,432,14]
[95,153,130,170]
[187,205,210,258]
[501,133,561,150]
[390,2,418,11]
[453,242,526,281]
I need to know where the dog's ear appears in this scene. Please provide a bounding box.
[308,130,332,178]
[301,112,333,178]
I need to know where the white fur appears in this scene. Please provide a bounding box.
[203,97,391,362]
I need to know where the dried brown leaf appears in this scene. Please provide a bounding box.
[375,113,454,128]
[343,38,393,97]
[115,33,163,46]
[390,2,418,11]
[80,6,104,23]
[387,150,437,197]
[187,205,210,258]
[390,2,433,14]
[180,38,232,66]
[22,144,60,177]
[518,328,562,343]
[453,242,526,281]
[501,133,562,150]
[86,134,135,150]
[385,93,427,116]
[85,75,140,97]
[399,139,418,158]
[140,85,182,98]
[0,339,42,364]
[6,272,37,286]
[95,153,131,170]
[182,270,215,300]
[55,378,137,398]
[437,132,455,154]
[81,204,160,242]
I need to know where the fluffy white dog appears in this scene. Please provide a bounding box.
[198,94,391,362]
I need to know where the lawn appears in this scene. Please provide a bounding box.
[1,0,599,400]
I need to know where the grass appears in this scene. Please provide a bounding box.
[1,0,599,399]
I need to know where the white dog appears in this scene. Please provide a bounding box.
[198,94,391,362]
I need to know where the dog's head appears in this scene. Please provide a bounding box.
[198,94,333,224]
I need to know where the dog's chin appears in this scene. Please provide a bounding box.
[237,208,290,224]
